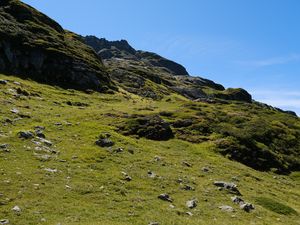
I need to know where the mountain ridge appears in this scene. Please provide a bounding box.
[83,35,256,104]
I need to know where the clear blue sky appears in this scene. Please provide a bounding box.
[22,0,300,115]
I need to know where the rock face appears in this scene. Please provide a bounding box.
[84,36,189,76]
[0,0,113,92]
[84,35,252,102]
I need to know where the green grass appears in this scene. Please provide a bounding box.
[0,74,299,225]
[255,197,298,215]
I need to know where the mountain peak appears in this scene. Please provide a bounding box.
[84,36,136,55]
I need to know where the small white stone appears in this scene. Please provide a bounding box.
[12,205,21,213]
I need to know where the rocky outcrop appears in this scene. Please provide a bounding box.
[84,36,189,76]
[0,0,113,92]
[119,115,174,141]
[213,88,252,103]
[84,35,253,102]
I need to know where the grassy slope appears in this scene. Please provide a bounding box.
[0,74,299,225]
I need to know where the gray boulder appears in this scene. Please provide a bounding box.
[18,131,34,139]
[0,144,9,152]
[231,196,255,212]
[186,199,198,209]
[0,80,7,85]
[214,181,241,195]
[158,193,173,203]
[0,219,9,225]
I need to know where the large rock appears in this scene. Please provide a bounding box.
[214,181,241,195]
[186,199,198,209]
[0,0,113,92]
[231,196,255,212]
[158,193,173,202]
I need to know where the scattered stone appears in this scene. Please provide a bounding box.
[35,127,46,138]
[240,203,255,212]
[12,205,21,213]
[44,168,58,173]
[0,80,8,85]
[54,122,62,126]
[18,131,34,139]
[186,212,193,216]
[65,101,89,107]
[114,147,124,153]
[13,81,21,86]
[121,172,132,181]
[219,205,235,212]
[32,140,41,146]
[10,108,19,114]
[177,178,183,183]
[231,196,244,204]
[182,185,195,191]
[158,193,173,202]
[148,222,159,225]
[186,199,198,209]
[16,88,30,96]
[38,138,53,147]
[214,181,241,195]
[154,156,162,161]
[95,138,115,147]
[4,118,13,124]
[182,161,192,167]
[0,219,9,225]
[0,144,9,152]
[231,196,255,212]
[169,204,175,209]
[147,170,156,178]
[19,113,31,119]
[34,154,51,161]
[35,130,45,138]
[202,167,210,172]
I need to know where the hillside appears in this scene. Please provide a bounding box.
[0,74,299,225]
[0,0,113,92]
[0,1,299,225]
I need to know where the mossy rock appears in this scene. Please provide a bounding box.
[213,88,252,103]
[120,115,174,140]
[0,0,114,92]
